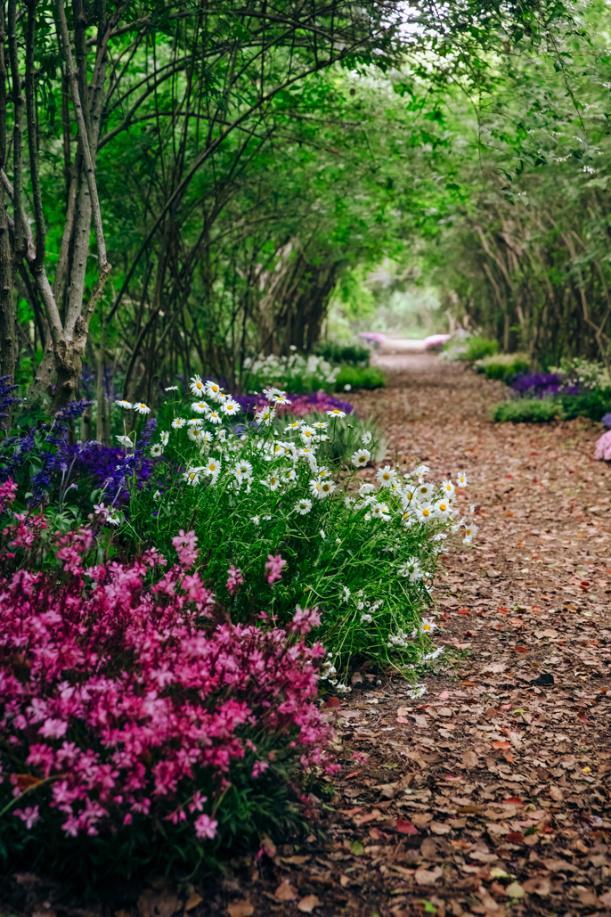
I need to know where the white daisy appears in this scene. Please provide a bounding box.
[133,402,151,415]
[183,466,204,485]
[189,375,206,397]
[165,385,179,393]
[204,457,221,478]
[160,432,170,446]
[362,431,372,445]
[326,408,346,418]
[417,504,434,523]
[376,465,396,488]
[295,498,313,515]
[435,498,452,519]
[171,417,186,429]
[358,482,375,496]
[441,479,456,498]
[421,617,437,635]
[368,502,390,522]
[463,522,479,544]
[300,425,316,442]
[204,380,223,401]
[456,471,468,488]
[255,406,275,426]
[151,443,164,457]
[207,410,222,425]
[416,482,433,500]
[399,558,423,580]
[116,434,134,449]
[115,400,133,410]
[263,472,281,491]
[192,400,210,415]
[222,398,240,416]
[351,448,371,468]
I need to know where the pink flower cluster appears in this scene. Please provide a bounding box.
[594,430,611,462]
[0,516,333,847]
[265,553,287,585]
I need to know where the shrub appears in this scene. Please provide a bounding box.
[243,352,338,393]
[335,365,386,392]
[474,353,530,383]
[594,430,611,462]
[510,372,573,397]
[491,399,562,423]
[452,335,499,362]
[550,357,611,391]
[315,341,371,366]
[118,380,473,674]
[557,388,611,422]
[0,506,333,878]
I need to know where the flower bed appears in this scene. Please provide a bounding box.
[120,380,474,675]
[0,500,333,876]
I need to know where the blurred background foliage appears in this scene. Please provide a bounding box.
[0,0,608,410]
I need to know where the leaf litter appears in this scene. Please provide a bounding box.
[2,355,609,916]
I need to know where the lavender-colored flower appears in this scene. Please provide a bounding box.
[601,413,611,431]
[511,373,583,399]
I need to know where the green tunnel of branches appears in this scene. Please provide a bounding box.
[0,0,608,407]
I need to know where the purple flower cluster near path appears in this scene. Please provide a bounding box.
[511,373,582,398]
[236,390,354,417]
[1,398,155,507]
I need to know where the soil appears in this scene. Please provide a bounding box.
[2,355,609,916]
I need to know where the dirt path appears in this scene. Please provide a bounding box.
[221,355,610,916]
[4,357,609,917]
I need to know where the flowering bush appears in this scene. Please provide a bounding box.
[510,372,580,397]
[0,393,154,512]
[116,379,476,676]
[236,389,355,418]
[594,430,611,462]
[244,351,338,393]
[0,503,333,876]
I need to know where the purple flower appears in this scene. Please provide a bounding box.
[602,413,611,431]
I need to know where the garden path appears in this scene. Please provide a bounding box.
[219,353,610,916]
[10,356,608,917]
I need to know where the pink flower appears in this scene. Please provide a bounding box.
[226,565,244,596]
[171,529,198,567]
[194,813,218,840]
[594,430,611,462]
[252,760,269,778]
[0,478,18,514]
[290,606,321,635]
[265,553,286,585]
[14,805,40,829]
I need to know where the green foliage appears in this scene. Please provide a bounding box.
[315,341,371,366]
[455,337,500,363]
[491,399,562,423]
[421,0,610,366]
[335,365,386,392]
[558,389,611,422]
[474,353,530,383]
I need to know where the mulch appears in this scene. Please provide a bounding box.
[3,355,609,916]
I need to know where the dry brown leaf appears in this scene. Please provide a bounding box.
[297,895,321,912]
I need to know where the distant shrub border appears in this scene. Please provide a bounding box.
[474,353,530,383]
[491,399,562,423]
